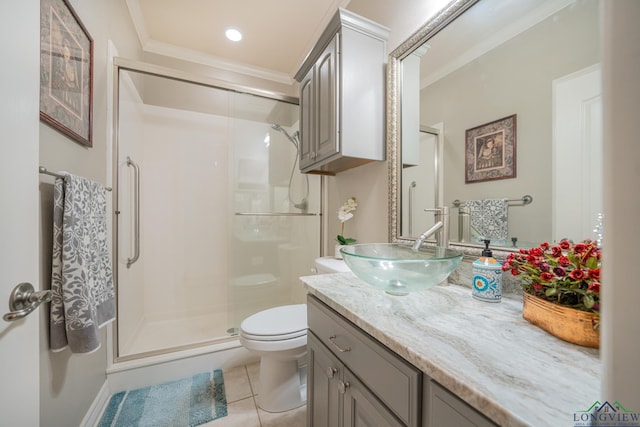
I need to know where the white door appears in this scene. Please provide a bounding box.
[0,1,41,426]
[553,65,603,242]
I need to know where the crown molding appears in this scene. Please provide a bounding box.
[126,0,150,49]
[143,40,294,85]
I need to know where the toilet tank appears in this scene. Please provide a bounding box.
[313,256,351,274]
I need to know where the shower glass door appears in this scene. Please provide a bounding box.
[114,65,321,360]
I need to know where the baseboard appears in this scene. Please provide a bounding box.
[79,380,111,427]
[107,341,256,393]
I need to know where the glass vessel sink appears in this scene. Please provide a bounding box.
[340,243,463,295]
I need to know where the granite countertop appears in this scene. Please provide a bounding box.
[300,272,600,427]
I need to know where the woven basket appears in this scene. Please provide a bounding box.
[522,292,600,348]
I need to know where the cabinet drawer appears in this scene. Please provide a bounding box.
[308,295,421,426]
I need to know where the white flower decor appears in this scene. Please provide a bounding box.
[337,197,357,245]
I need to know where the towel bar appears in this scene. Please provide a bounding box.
[452,195,532,208]
[39,166,112,191]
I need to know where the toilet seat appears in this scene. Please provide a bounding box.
[240,304,307,342]
[241,329,306,341]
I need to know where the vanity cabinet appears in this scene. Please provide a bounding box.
[307,294,498,427]
[294,9,389,175]
[307,295,421,426]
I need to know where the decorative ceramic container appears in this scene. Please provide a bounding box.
[335,244,346,259]
[522,292,600,348]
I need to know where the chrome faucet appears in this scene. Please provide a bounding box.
[412,206,450,250]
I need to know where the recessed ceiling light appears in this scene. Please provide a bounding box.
[225,28,242,42]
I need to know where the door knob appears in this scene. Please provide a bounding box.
[3,282,51,322]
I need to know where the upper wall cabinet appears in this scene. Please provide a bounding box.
[295,9,389,175]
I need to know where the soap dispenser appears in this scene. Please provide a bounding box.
[472,239,502,302]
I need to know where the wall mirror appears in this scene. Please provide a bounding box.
[388,0,603,253]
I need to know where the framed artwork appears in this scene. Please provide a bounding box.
[465,114,517,183]
[40,0,93,147]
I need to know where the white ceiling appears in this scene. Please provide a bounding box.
[127,0,352,85]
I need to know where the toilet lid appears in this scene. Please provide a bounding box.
[240,304,307,341]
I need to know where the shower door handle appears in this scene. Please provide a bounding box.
[126,156,140,268]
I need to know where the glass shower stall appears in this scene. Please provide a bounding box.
[113,60,321,361]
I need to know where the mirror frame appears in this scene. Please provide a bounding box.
[387,0,519,258]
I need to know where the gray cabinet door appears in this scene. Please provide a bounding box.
[299,67,315,170]
[425,380,497,427]
[299,33,339,171]
[314,33,339,164]
[343,369,405,427]
[308,332,341,427]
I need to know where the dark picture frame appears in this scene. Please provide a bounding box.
[40,0,93,147]
[465,114,517,183]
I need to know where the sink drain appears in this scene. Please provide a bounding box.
[386,279,408,296]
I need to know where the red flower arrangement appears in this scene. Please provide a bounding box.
[502,239,601,314]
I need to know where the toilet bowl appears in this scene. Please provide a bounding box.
[239,257,348,413]
[240,304,307,413]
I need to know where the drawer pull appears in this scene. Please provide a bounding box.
[338,381,350,394]
[326,367,337,378]
[329,335,351,353]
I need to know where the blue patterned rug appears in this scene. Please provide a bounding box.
[98,369,227,427]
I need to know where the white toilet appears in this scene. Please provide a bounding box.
[239,256,350,413]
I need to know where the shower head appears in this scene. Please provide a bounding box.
[271,124,299,148]
[270,123,308,212]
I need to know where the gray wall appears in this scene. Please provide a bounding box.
[38,1,141,426]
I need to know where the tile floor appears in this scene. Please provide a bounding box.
[202,362,307,427]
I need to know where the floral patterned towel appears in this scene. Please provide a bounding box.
[467,198,508,241]
[50,174,115,354]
